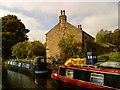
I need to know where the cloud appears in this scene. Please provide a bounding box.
[68,2,118,37]
[27,30,48,43]
[0,6,45,42]
[0,2,118,42]
[80,8,118,36]
[0,0,119,2]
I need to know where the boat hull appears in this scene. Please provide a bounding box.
[51,66,119,90]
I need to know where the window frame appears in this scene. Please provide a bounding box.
[90,73,104,85]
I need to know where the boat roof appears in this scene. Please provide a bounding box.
[59,64,120,75]
[9,59,31,62]
[98,61,120,69]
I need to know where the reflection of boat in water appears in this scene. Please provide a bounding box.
[7,57,48,75]
[51,52,120,89]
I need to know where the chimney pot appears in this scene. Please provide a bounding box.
[61,10,65,15]
[63,10,65,15]
[78,25,82,29]
[59,10,67,23]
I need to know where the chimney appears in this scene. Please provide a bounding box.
[59,10,67,23]
[78,25,82,30]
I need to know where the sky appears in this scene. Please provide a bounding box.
[0,0,119,43]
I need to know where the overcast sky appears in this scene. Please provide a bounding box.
[0,1,119,43]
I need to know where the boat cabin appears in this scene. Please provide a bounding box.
[58,65,120,89]
[7,57,48,75]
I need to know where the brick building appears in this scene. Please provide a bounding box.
[46,10,95,62]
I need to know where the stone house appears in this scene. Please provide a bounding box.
[46,10,95,62]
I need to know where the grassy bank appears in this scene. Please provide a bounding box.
[98,52,120,61]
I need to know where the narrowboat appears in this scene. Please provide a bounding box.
[51,52,120,89]
[7,57,48,75]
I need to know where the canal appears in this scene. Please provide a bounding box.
[2,65,90,89]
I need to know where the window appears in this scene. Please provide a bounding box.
[90,56,92,59]
[88,56,90,59]
[26,64,30,69]
[22,63,25,68]
[90,73,104,85]
[8,61,11,64]
[88,56,93,59]
[18,63,21,67]
[65,69,74,79]
[13,62,16,65]
[93,56,96,59]
[10,61,13,65]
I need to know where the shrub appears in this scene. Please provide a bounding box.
[98,52,120,61]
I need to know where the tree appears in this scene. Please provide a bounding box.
[96,29,120,51]
[2,15,29,59]
[11,41,29,59]
[112,29,120,51]
[96,29,105,43]
[113,29,120,45]
[96,29,113,43]
[104,31,113,43]
[27,41,46,58]
[58,34,80,57]
[11,41,46,59]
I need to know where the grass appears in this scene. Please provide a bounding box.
[98,52,120,61]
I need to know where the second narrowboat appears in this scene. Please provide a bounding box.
[7,56,48,75]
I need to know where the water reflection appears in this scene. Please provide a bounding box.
[35,76,56,88]
[3,69,61,89]
[3,69,90,89]
[7,70,36,88]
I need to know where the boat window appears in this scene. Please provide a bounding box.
[10,61,12,65]
[22,63,26,68]
[65,69,74,79]
[24,63,27,68]
[26,64,30,69]
[8,61,10,64]
[13,62,16,65]
[18,63,21,67]
[12,62,14,65]
[90,73,104,85]
[59,68,66,76]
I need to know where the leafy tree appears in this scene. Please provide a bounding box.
[96,29,120,51]
[11,41,46,59]
[11,41,29,59]
[2,15,29,59]
[113,29,120,45]
[58,34,80,57]
[104,31,113,43]
[112,29,120,51]
[27,41,46,58]
[96,29,105,43]
[96,29,113,43]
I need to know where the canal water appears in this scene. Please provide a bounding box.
[2,65,90,89]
